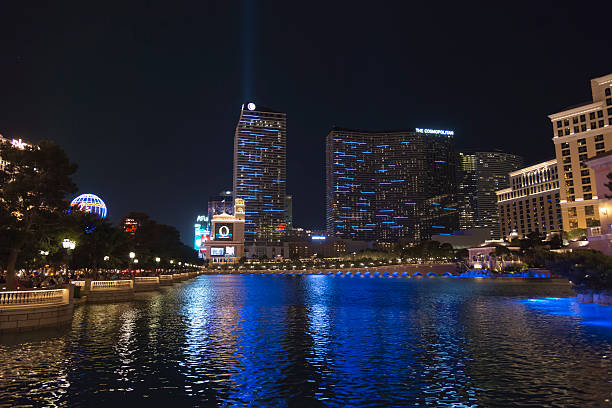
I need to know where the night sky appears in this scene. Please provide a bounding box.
[1,2,611,244]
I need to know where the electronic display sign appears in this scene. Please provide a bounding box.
[211,247,224,256]
[225,246,235,257]
[214,223,233,240]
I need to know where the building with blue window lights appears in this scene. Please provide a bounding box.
[326,127,458,243]
[233,102,287,244]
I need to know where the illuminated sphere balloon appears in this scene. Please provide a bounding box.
[70,194,107,218]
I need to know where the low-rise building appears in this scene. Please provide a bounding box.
[432,227,492,249]
[203,198,246,264]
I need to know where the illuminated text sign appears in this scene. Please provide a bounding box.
[415,128,454,136]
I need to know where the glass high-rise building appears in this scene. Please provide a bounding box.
[326,127,458,243]
[457,151,524,238]
[233,102,287,244]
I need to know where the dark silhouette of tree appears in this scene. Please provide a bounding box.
[0,140,77,289]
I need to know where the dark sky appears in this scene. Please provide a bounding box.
[1,1,611,245]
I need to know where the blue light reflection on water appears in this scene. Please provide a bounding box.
[520,297,612,328]
[1,277,612,406]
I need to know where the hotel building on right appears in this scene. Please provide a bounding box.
[496,159,562,239]
[548,73,612,231]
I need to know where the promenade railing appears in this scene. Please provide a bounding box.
[159,275,173,281]
[0,288,69,309]
[71,280,86,287]
[90,280,134,291]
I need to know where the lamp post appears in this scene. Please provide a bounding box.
[129,251,135,273]
[62,239,76,276]
[155,257,160,273]
[40,250,49,276]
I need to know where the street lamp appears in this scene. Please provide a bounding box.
[62,239,76,250]
[62,239,76,274]
[129,252,136,272]
[103,255,110,261]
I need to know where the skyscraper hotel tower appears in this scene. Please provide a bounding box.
[326,127,458,243]
[233,102,287,244]
[456,151,524,238]
[548,73,612,231]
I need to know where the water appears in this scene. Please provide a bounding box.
[1,276,611,407]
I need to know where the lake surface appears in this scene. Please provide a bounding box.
[1,275,611,407]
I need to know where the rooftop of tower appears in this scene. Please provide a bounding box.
[241,102,284,114]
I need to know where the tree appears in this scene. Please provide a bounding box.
[566,228,587,241]
[0,140,77,289]
[540,249,612,292]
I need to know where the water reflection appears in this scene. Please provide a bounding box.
[1,277,611,406]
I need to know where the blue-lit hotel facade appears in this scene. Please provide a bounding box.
[233,103,287,244]
[326,127,458,243]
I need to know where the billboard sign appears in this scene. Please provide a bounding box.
[214,223,233,240]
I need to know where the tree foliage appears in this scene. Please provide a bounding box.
[535,249,612,292]
[0,140,77,288]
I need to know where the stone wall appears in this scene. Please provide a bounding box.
[87,289,134,303]
[134,282,160,292]
[577,292,612,305]
[0,286,74,334]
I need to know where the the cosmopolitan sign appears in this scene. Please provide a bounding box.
[415,128,455,136]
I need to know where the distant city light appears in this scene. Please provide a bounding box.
[312,235,326,240]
